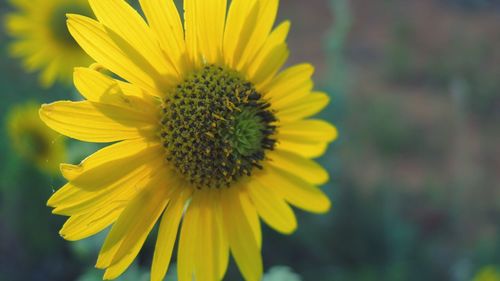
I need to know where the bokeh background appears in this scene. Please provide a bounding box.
[1,0,499,280]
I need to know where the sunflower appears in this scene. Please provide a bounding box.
[4,0,92,87]
[40,0,337,280]
[6,102,65,174]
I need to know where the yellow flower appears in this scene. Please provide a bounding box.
[473,267,500,281]
[7,102,65,174]
[40,0,338,280]
[4,0,92,87]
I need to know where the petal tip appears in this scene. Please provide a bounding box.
[46,196,56,207]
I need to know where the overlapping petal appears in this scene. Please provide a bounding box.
[40,1,339,281]
[258,165,332,214]
[40,101,158,142]
[221,188,263,281]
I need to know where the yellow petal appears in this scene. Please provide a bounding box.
[249,43,289,86]
[265,64,314,106]
[223,0,259,68]
[97,173,173,279]
[67,14,161,95]
[151,189,191,281]
[276,140,328,159]
[221,188,263,281]
[279,120,338,143]
[246,21,290,91]
[259,165,331,214]
[276,92,330,122]
[139,0,188,75]
[73,67,159,117]
[247,181,297,234]
[87,0,177,83]
[24,48,51,71]
[237,0,279,70]
[39,101,157,143]
[213,190,229,279]
[8,40,36,57]
[40,59,59,88]
[53,157,163,216]
[60,139,159,183]
[195,0,226,64]
[47,183,80,208]
[238,187,262,248]
[267,149,329,185]
[5,14,31,35]
[177,191,199,281]
[59,202,124,241]
[183,0,201,68]
[194,190,218,281]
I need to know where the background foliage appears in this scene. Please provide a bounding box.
[1,0,499,280]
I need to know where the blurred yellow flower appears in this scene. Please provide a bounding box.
[473,267,500,281]
[7,102,65,174]
[4,0,92,87]
[41,0,337,280]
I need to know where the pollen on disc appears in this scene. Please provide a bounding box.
[160,65,278,189]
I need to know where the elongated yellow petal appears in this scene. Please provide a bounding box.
[5,14,32,35]
[237,0,279,70]
[53,157,163,216]
[40,59,59,88]
[183,0,201,68]
[221,188,263,281]
[245,21,290,90]
[276,92,330,122]
[103,252,140,280]
[47,183,80,208]
[23,49,50,71]
[279,120,338,143]
[177,193,199,281]
[268,149,329,185]
[195,0,226,64]
[247,181,297,234]
[259,165,331,214]
[249,43,289,87]
[194,190,218,281]
[60,139,159,182]
[223,0,259,68]
[97,172,173,278]
[212,189,229,280]
[39,101,157,143]
[8,40,37,57]
[73,67,159,116]
[139,0,188,75]
[151,189,191,281]
[67,14,161,95]
[59,202,124,241]
[87,0,177,83]
[238,187,262,249]
[276,140,328,159]
[265,64,314,106]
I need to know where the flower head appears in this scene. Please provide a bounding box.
[4,0,92,87]
[41,0,337,280]
[7,101,65,173]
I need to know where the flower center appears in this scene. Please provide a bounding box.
[49,4,90,48]
[160,65,277,189]
[20,128,50,160]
